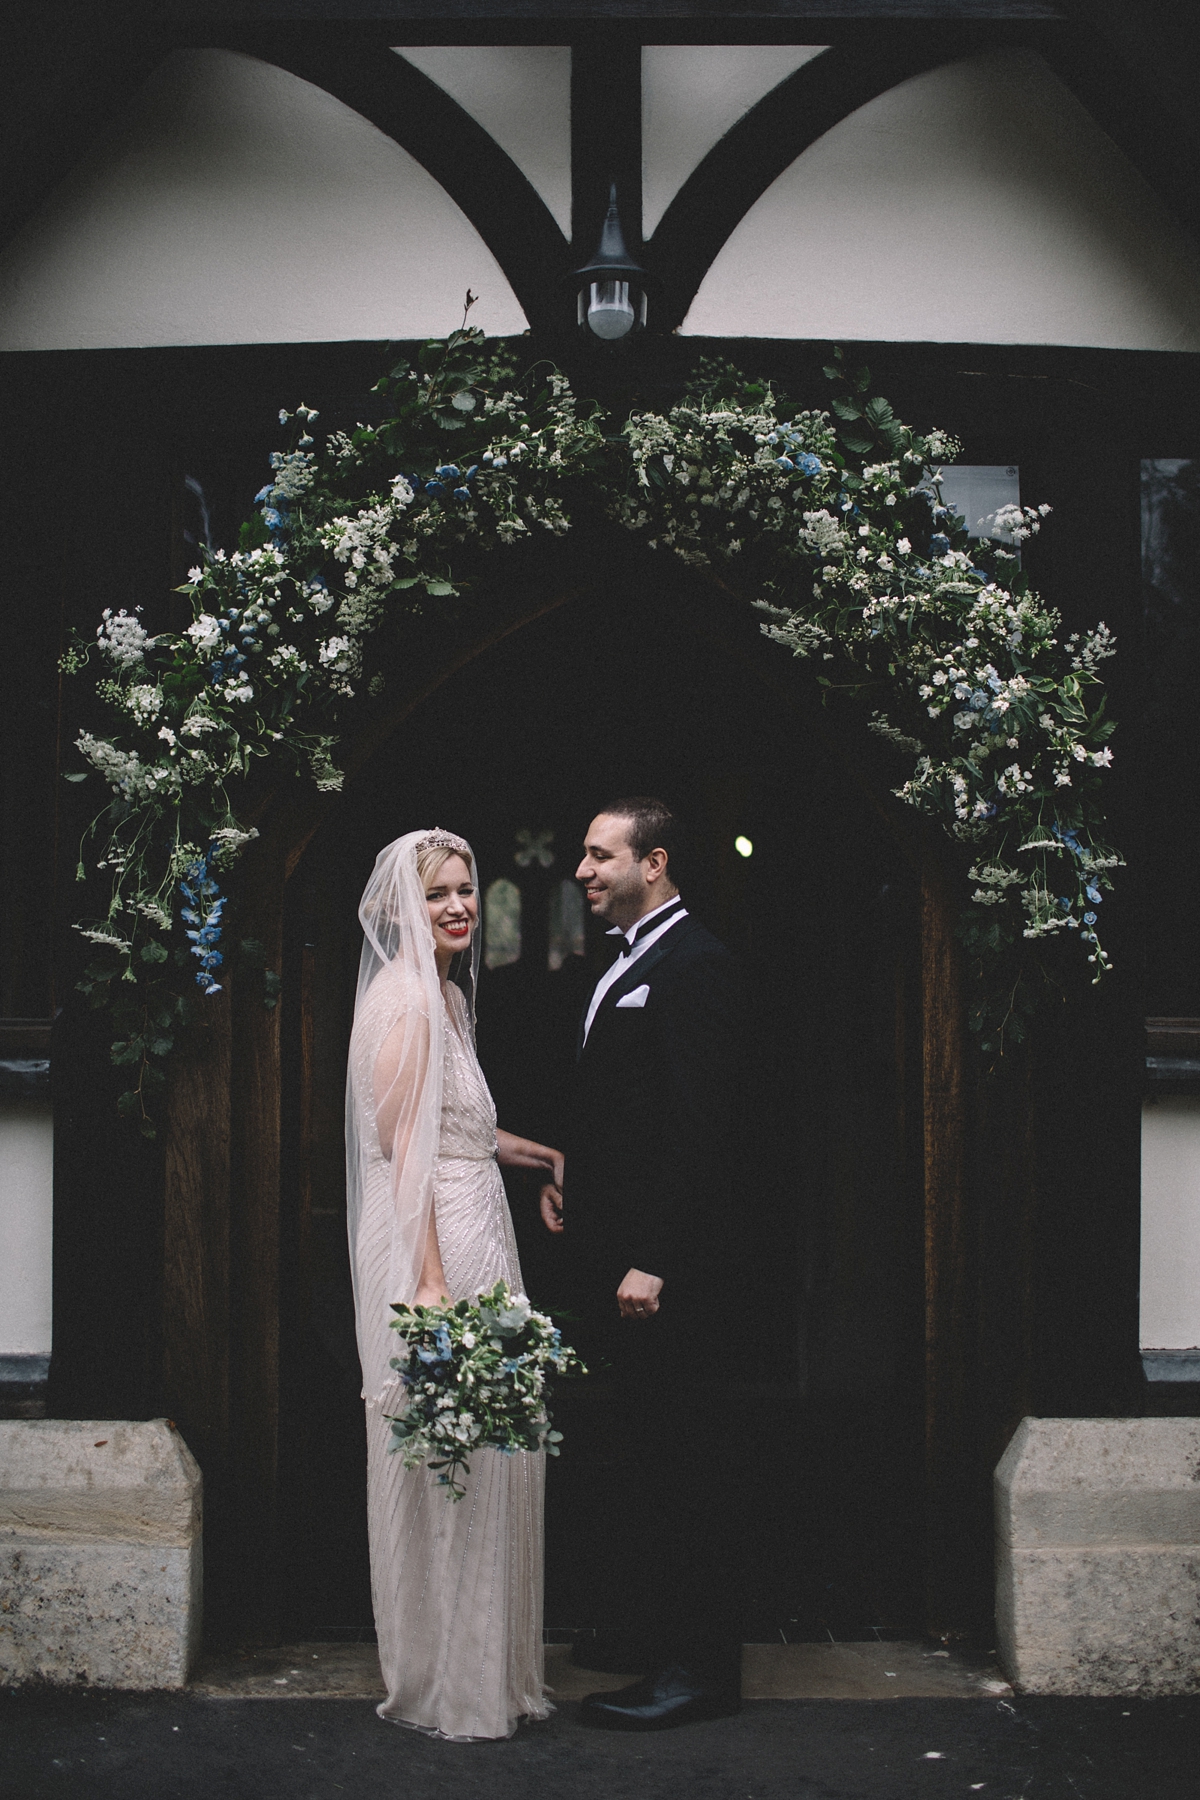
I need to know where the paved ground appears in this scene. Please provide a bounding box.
[3,1684,1197,1800]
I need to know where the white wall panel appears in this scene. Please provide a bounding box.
[0,1104,53,1358]
[1141,1098,1200,1349]
[684,49,1200,350]
[642,45,828,237]
[395,47,571,237]
[0,49,527,351]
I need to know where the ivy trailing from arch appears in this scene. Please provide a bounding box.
[63,319,1120,1132]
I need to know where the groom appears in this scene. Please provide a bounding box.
[541,796,746,1730]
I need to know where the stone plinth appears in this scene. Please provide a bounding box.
[0,1419,202,1689]
[995,1416,1200,1696]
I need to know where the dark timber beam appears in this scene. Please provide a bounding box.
[571,34,643,254]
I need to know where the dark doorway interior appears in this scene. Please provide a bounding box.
[280,565,925,1645]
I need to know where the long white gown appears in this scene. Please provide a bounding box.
[356,981,548,1740]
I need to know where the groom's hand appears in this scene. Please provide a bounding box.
[539,1183,564,1234]
[617,1268,663,1320]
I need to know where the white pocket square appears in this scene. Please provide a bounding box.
[615,984,650,1009]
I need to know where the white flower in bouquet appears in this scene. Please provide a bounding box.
[384,1280,585,1501]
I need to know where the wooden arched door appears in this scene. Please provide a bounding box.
[157,536,982,1645]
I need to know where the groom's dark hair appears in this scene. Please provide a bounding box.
[599,796,679,872]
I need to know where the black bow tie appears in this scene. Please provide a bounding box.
[611,899,685,958]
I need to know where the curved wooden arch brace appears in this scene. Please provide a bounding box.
[0,23,172,251]
[646,26,1200,329]
[0,33,568,335]
[648,39,971,331]
[234,39,570,336]
[1034,28,1200,244]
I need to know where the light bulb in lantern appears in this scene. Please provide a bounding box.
[574,185,648,345]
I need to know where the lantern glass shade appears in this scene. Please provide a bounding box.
[578,279,644,340]
[574,186,649,342]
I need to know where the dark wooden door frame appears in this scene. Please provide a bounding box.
[160,552,975,1641]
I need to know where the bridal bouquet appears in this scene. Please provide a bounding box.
[385,1281,585,1500]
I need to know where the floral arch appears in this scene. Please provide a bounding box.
[63,322,1120,1129]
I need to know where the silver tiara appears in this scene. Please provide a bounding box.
[415,828,471,857]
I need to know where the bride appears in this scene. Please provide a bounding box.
[346,827,563,1740]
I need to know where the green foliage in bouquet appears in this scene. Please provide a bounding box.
[386,1281,586,1501]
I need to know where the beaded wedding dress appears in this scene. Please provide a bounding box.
[347,831,548,1741]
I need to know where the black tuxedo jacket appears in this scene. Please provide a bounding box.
[562,913,745,1310]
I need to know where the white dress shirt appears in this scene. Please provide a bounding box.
[581,896,689,1046]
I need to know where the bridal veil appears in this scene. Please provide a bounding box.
[345,827,481,1408]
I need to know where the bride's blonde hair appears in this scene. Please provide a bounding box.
[416,839,475,891]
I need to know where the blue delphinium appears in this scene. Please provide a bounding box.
[179,850,226,996]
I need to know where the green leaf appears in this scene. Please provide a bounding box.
[424,580,455,597]
[64,772,88,783]
[831,398,864,421]
[840,429,875,454]
[140,941,169,964]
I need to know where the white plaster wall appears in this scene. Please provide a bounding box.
[684,48,1200,350]
[0,1104,53,1358]
[642,44,828,237]
[1141,1098,1200,1349]
[395,47,571,237]
[0,49,527,351]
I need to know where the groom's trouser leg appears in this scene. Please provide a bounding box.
[594,1310,743,1682]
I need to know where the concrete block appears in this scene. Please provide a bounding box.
[0,1419,202,1689]
[995,1417,1200,1696]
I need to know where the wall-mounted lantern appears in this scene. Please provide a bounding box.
[574,185,648,343]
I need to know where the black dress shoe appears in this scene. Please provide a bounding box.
[570,1631,653,1674]
[579,1663,742,1731]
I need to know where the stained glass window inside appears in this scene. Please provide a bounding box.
[548,878,585,971]
[484,877,522,970]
